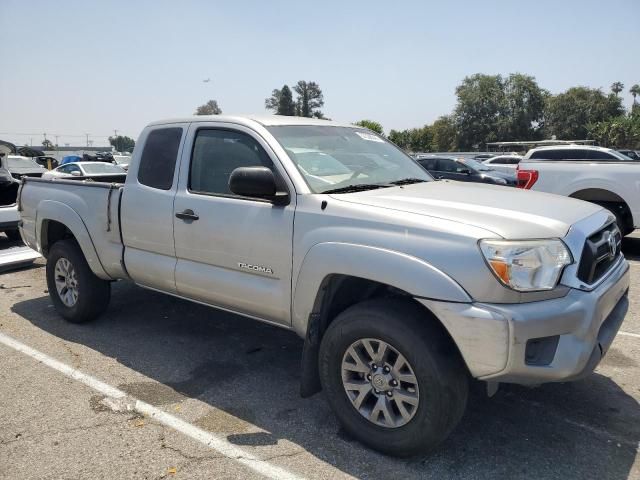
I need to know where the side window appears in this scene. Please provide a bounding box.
[419,159,436,170]
[138,127,183,190]
[529,150,547,160]
[587,150,616,160]
[68,165,81,173]
[58,165,71,173]
[505,157,520,165]
[189,129,275,196]
[436,159,457,172]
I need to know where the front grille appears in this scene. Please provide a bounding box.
[577,223,622,284]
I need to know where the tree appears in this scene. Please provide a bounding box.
[430,116,458,151]
[499,73,547,140]
[109,135,135,152]
[278,85,296,116]
[630,84,640,105]
[388,126,431,152]
[388,129,411,149]
[194,99,222,115]
[42,139,54,150]
[454,74,505,149]
[544,87,624,139]
[265,88,282,112]
[588,115,640,149]
[353,120,384,135]
[265,85,296,115]
[293,81,324,118]
[611,81,624,97]
[453,73,546,149]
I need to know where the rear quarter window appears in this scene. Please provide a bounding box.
[137,127,183,190]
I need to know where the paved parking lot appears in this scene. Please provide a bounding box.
[0,234,638,480]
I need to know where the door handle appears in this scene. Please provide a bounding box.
[175,209,199,221]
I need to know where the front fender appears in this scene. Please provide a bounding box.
[292,242,471,336]
[36,200,111,280]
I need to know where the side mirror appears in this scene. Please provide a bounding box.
[70,170,82,176]
[458,168,471,175]
[229,166,289,205]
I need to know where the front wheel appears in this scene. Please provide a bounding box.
[46,239,111,323]
[319,298,468,457]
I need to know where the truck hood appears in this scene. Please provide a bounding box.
[332,180,603,239]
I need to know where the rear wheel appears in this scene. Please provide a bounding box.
[46,239,110,323]
[319,298,468,457]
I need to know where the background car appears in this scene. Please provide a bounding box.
[416,155,516,186]
[618,149,640,160]
[3,155,46,180]
[112,155,132,171]
[42,161,127,180]
[482,154,523,173]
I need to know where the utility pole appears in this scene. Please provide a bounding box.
[113,130,119,152]
[85,133,90,147]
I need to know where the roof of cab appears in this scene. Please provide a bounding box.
[146,114,352,128]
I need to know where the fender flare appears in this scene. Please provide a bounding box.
[292,242,471,337]
[36,200,111,280]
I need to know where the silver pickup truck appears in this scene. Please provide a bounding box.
[18,115,630,456]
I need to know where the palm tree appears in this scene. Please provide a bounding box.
[611,81,624,97]
[630,84,640,105]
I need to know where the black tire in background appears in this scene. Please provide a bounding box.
[319,298,468,457]
[46,239,111,323]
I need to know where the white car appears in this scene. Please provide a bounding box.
[112,155,132,171]
[42,161,126,179]
[482,154,522,174]
[518,145,639,235]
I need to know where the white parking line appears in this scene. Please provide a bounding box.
[0,331,305,480]
[619,331,640,339]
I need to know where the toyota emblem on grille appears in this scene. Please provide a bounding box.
[604,231,617,258]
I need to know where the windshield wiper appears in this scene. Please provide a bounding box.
[322,183,393,194]
[389,178,427,186]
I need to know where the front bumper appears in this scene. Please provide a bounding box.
[418,257,630,384]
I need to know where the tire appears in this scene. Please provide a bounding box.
[4,229,22,242]
[319,298,468,457]
[594,202,633,236]
[46,239,111,323]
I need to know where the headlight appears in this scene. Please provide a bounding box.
[479,239,572,291]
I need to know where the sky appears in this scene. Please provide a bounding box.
[1,0,639,147]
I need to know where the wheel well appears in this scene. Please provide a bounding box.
[299,274,463,397]
[569,188,625,204]
[41,220,75,257]
[569,189,633,232]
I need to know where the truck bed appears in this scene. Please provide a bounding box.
[19,177,127,280]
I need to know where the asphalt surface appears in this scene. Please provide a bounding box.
[0,232,638,479]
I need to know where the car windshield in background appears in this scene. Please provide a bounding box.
[460,158,491,171]
[266,126,431,193]
[81,163,125,174]
[113,156,131,165]
[7,157,41,169]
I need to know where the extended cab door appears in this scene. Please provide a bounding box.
[121,125,187,293]
[172,123,296,326]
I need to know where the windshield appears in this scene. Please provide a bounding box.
[460,158,491,171]
[7,156,42,169]
[81,163,125,174]
[113,156,131,165]
[266,126,431,193]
